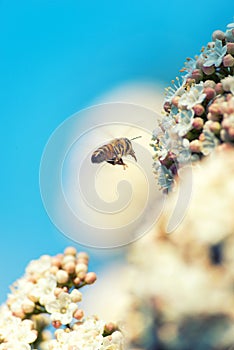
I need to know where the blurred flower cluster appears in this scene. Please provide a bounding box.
[151,21,234,191]
[124,149,234,349]
[0,247,124,350]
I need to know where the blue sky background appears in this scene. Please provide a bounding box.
[0,0,233,303]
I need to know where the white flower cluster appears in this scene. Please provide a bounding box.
[0,248,125,349]
[152,21,234,192]
[0,305,37,350]
[48,318,124,350]
[7,253,84,325]
[123,149,234,349]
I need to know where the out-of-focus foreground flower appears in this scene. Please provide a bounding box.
[124,149,234,349]
[151,21,234,191]
[0,247,125,349]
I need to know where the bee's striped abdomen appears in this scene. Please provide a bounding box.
[91,137,137,165]
[91,143,115,163]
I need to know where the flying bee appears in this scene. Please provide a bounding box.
[91,136,141,170]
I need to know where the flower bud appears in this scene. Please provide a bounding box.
[212,30,225,41]
[191,69,203,82]
[193,104,205,116]
[204,120,213,127]
[50,266,59,275]
[51,256,62,268]
[227,43,234,55]
[189,140,202,153]
[223,54,234,67]
[77,258,89,266]
[77,252,89,262]
[52,320,62,329]
[209,121,221,134]
[202,65,215,75]
[77,271,86,280]
[54,287,63,297]
[73,309,84,320]
[207,112,220,121]
[84,272,97,284]
[22,300,35,314]
[171,96,180,108]
[63,262,76,274]
[204,87,216,100]
[73,277,81,285]
[222,78,234,92]
[104,322,117,334]
[56,270,69,284]
[28,292,39,303]
[192,117,204,130]
[204,80,216,89]
[70,289,82,303]
[208,103,221,116]
[75,263,88,275]
[12,309,25,319]
[62,255,76,265]
[199,133,205,141]
[215,83,224,94]
[64,247,77,256]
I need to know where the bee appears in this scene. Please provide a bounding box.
[91,136,141,170]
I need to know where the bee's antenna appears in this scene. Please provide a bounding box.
[130,136,142,141]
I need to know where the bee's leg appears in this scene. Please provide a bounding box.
[107,160,116,166]
[116,157,128,170]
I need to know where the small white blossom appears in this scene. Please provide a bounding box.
[179,82,206,109]
[45,292,78,325]
[221,75,234,94]
[203,39,227,67]
[100,331,125,350]
[156,130,172,160]
[173,109,194,137]
[30,274,57,306]
[182,58,197,78]
[152,127,163,139]
[157,164,174,191]
[7,278,34,315]
[225,22,234,42]
[0,342,31,350]
[0,306,37,347]
[26,255,52,278]
[165,77,186,103]
[160,109,177,131]
[48,317,105,349]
